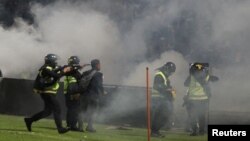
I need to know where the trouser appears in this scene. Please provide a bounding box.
[30,93,63,130]
[65,94,80,128]
[151,97,173,133]
[189,100,208,134]
[79,96,98,130]
[185,104,192,132]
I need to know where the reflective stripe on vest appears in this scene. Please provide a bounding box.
[64,76,77,94]
[188,75,209,100]
[151,71,168,98]
[36,66,60,94]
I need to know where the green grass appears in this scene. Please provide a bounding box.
[0,114,207,141]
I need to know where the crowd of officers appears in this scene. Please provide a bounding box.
[22,53,218,137]
[151,61,218,137]
[24,54,104,134]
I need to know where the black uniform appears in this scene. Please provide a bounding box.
[80,69,104,132]
[25,64,68,133]
[64,68,82,130]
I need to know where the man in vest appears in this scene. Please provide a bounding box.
[24,54,71,134]
[64,56,84,132]
[184,62,218,136]
[151,62,176,137]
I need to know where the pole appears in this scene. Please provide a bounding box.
[146,67,151,141]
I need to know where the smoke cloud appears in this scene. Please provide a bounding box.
[1,0,250,125]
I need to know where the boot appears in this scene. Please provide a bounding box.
[24,118,32,132]
[58,127,69,134]
[151,131,165,138]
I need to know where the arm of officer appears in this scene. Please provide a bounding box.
[43,66,71,79]
[209,75,219,82]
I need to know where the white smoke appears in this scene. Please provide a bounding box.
[0,22,45,78]
[0,1,125,83]
[120,0,250,120]
[1,0,250,124]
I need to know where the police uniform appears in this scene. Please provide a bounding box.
[151,69,174,137]
[25,64,68,134]
[64,69,82,130]
[185,63,218,136]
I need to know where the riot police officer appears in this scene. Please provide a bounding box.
[184,63,218,136]
[64,56,83,131]
[151,62,176,137]
[24,54,71,134]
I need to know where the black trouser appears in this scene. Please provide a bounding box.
[189,100,208,134]
[184,104,192,132]
[86,98,98,129]
[30,93,63,130]
[65,94,80,129]
[151,97,173,133]
[79,96,98,129]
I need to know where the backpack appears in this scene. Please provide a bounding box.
[79,70,97,93]
[33,66,48,90]
[33,66,57,90]
[33,74,45,90]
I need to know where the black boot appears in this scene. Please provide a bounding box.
[151,131,165,138]
[58,127,69,134]
[24,118,32,132]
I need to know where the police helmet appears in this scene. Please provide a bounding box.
[164,62,176,73]
[68,56,80,65]
[193,62,209,70]
[190,62,209,74]
[45,54,58,65]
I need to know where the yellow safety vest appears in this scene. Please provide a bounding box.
[33,66,60,94]
[64,76,77,94]
[151,71,168,98]
[188,75,210,100]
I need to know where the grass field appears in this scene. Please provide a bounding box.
[0,114,207,141]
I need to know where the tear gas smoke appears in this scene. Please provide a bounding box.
[1,0,250,125]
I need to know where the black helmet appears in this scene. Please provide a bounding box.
[68,56,80,65]
[91,59,100,69]
[193,62,209,70]
[164,62,176,73]
[190,62,209,74]
[45,54,58,66]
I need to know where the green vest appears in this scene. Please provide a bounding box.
[64,76,77,94]
[33,66,60,94]
[188,75,210,100]
[151,71,169,98]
